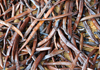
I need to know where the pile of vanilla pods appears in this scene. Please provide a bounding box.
[0,0,100,70]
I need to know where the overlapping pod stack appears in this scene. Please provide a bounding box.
[0,0,99,70]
